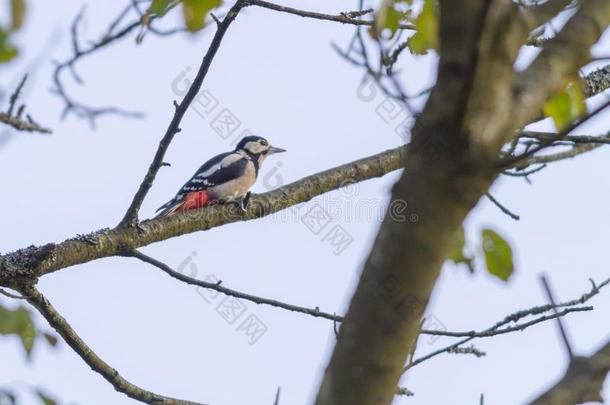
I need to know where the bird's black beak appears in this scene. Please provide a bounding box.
[268,146,286,154]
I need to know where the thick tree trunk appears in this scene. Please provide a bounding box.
[316,1,610,403]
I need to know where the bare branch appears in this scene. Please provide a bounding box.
[273,387,281,405]
[529,339,610,405]
[0,288,25,299]
[541,275,574,359]
[521,130,610,145]
[52,1,185,126]
[20,285,206,405]
[52,6,146,126]
[500,98,610,168]
[584,64,610,97]
[406,308,592,371]
[129,249,343,322]
[405,278,608,372]
[0,75,51,134]
[485,192,520,220]
[245,0,415,30]
[447,344,486,357]
[525,0,574,27]
[129,249,604,348]
[523,143,602,166]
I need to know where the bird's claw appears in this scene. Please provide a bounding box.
[240,192,251,212]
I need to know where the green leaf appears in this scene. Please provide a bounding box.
[406,0,438,54]
[43,333,59,347]
[481,228,514,282]
[35,390,57,405]
[373,0,412,38]
[543,81,586,129]
[147,0,172,16]
[448,227,475,273]
[14,307,36,357]
[0,29,19,63]
[10,0,27,31]
[0,304,37,357]
[182,0,223,32]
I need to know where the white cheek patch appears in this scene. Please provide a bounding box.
[245,141,267,154]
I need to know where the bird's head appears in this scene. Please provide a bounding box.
[235,136,286,157]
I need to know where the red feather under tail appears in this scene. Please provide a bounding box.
[182,191,210,210]
[156,191,210,218]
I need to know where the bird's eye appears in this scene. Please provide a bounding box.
[260,139,268,146]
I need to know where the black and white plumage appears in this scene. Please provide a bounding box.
[156,136,286,217]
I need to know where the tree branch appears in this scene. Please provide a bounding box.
[129,253,610,352]
[0,75,51,134]
[52,5,146,126]
[19,285,206,405]
[129,249,344,322]
[485,192,520,220]
[513,0,610,133]
[405,277,608,371]
[529,339,610,405]
[521,130,610,145]
[500,98,610,168]
[525,0,573,27]
[0,145,406,287]
[52,1,184,125]
[584,64,610,97]
[522,143,602,166]
[245,0,415,30]
[405,307,592,372]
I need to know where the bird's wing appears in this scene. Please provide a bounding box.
[184,152,248,191]
[156,152,248,213]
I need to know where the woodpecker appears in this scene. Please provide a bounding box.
[156,136,286,217]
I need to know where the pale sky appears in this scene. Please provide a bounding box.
[1,1,609,404]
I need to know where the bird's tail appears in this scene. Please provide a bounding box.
[154,198,183,219]
[154,191,210,219]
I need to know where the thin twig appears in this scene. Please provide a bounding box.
[52,1,184,126]
[540,275,574,359]
[0,75,51,134]
[396,387,414,397]
[521,131,610,144]
[499,98,610,168]
[0,288,25,299]
[130,249,608,348]
[502,164,547,178]
[404,307,591,371]
[447,344,486,357]
[524,143,602,165]
[403,278,609,371]
[129,249,343,321]
[245,0,415,30]
[485,192,520,220]
[52,8,145,127]
[273,387,280,405]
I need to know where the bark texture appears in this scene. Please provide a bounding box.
[315,2,610,404]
